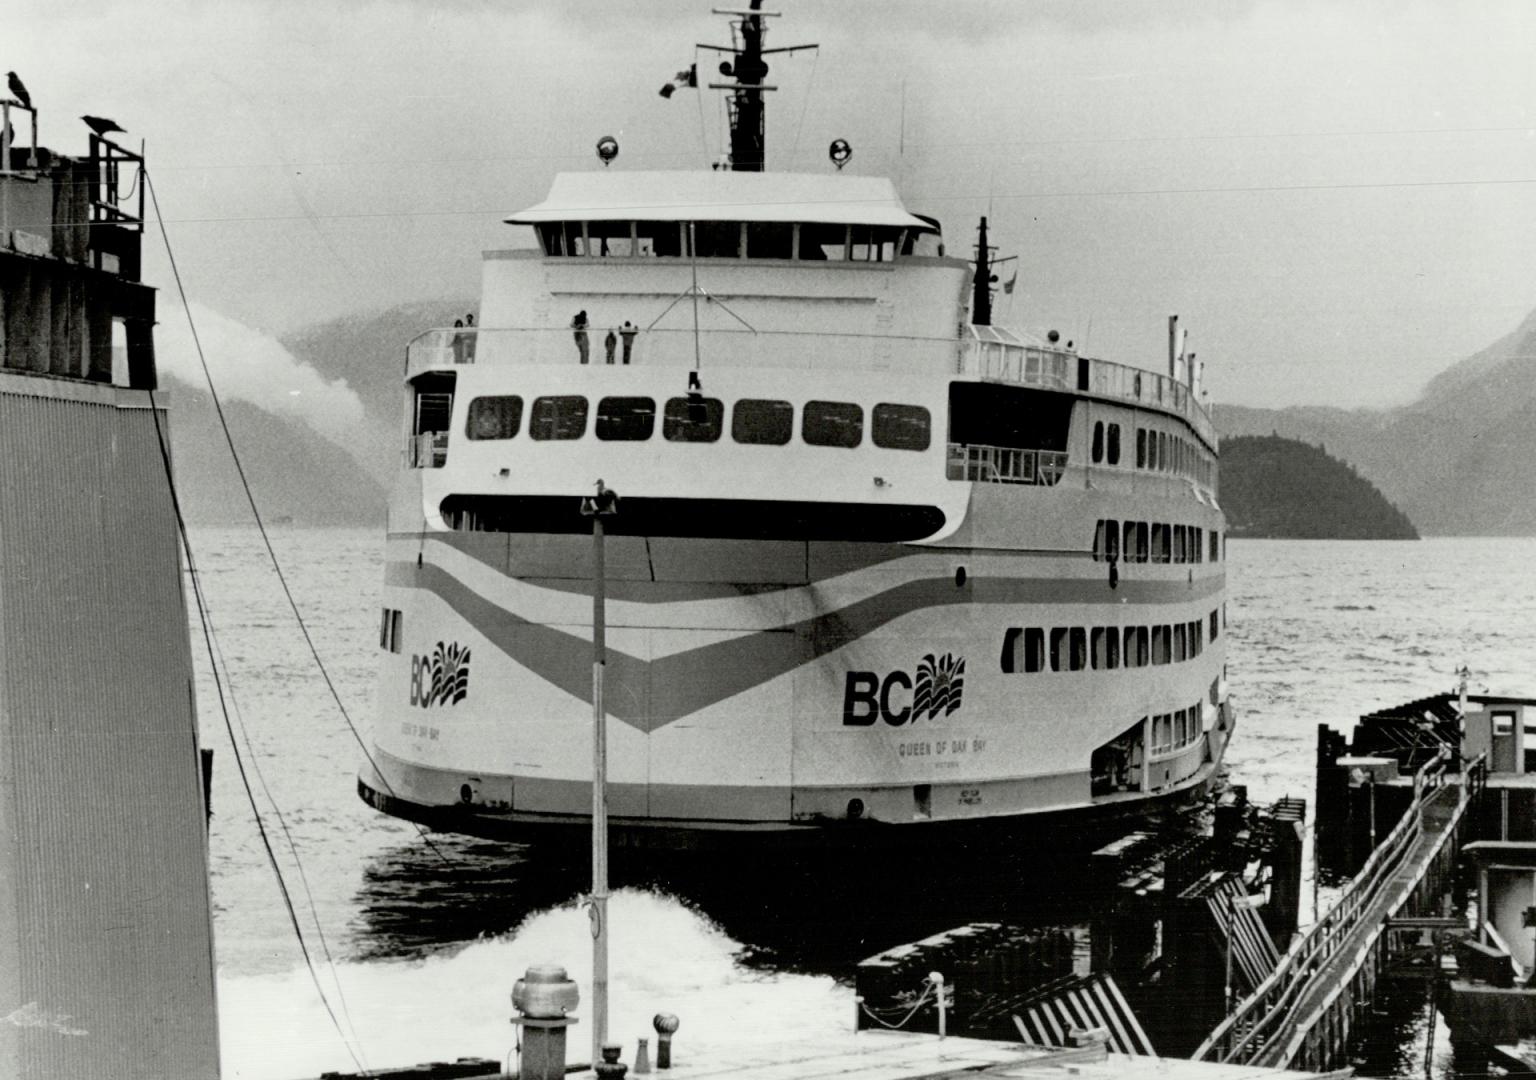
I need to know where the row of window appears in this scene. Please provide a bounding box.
[464,394,933,451]
[1092,519,1220,564]
[536,220,940,263]
[1001,610,1220,674]
[1136,425,1213,486]
[1150,702,1205,756]
[1090,420,1215,487]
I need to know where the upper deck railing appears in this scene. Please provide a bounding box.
[406,324,1216,445]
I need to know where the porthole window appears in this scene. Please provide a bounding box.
[529,395,589,440]
[802,400,863,448]
[732,398,795,445]
[465,395,523,440]
[872,403,931,451]
[595,396,656,441]
[663,396,724,442]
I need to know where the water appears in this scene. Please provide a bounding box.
[193,528,1536,1078]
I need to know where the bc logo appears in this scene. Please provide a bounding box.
[843,652,966,726]
[409,641,471,709]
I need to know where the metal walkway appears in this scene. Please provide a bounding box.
[1193,753,1484,1073]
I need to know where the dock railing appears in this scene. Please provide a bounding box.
[1194,749,1481,1067]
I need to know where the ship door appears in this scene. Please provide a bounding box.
[1491,710,1518,773]
[408,372,455,468]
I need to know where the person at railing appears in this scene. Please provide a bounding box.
[463,313,476,362]
[451,319,466,364]
[620,321,636,364]
[604,328,617,364]
[572,310,590,363]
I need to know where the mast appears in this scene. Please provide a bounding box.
[701,3,816,171]
[972,216,993,326]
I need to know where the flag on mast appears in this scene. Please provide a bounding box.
[659,64,698,98]
[1003,268,1019,295]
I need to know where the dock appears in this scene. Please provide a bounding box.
[1194,753,1482,1071]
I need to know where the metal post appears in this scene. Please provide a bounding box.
[1224,894,1235,1016]
[582,481,619,1070]
[1368,774,1377,853]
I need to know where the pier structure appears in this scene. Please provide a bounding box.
[1192,750,1483,1072]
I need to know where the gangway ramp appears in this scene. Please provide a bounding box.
[1194,754,1484,1073]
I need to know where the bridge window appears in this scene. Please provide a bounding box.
[595,396,656,441]
[746,222,793,259]
[732,398,794,445]
[872,403,931,451]
[803,400,863,448]
[530,395,589,440]
[663,396,724,442]
[466,395,524,440]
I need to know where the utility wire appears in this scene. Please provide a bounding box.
[143,387,368,1075]
[143,167,456,873]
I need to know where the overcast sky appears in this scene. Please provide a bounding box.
[13,0,1536,408]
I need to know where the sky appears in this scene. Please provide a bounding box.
[11,0,1536,409]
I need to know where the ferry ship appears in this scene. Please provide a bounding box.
[359,2,1232,849]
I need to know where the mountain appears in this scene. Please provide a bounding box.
[1215,305,1536,535]
[167,379,386,525]
[1219,436,1418,540]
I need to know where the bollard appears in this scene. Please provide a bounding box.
[634,1037,651,1074]
[928,972,947,1039]
[594,1041,628,1080]
[511,965,580,1080]
[653,1013,680,1069]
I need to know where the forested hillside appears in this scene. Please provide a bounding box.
[1221,435,1418,540]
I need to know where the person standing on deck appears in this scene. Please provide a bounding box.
[620,321,637,364]
[572,310,590,363]
[604,329,617,364]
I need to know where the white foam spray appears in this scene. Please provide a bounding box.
[218,887,849,1080]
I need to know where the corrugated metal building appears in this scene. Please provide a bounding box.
[0,117,221,1079]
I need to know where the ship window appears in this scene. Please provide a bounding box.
[1192,620,1203,656]
[1092,421,1104,463]
[803,400,864,448]
[466,395,524,440]
[1002,627,1046,675]
[747,222,793,259]
[732,398,795,445]
[530,395,589,440]
[692,221,742,258]
[798,222,847,261]
[1152,625,1171,665]
[1023,628,1044,672]
[586,220,636,256]
[1123,626,1146,668]
[1093,520,1106,561]
[379,608,403,653]
[596,396,656,441]
[1159,431,1170,470]
[1152,523,1170,563]
[1104,520,1120,561]
[1108,423,1121,465]
[1193,527,1203,563]
[1211,530,1220,561]
[1136,428,1147,468]
[1070,627,1087,671]
[1001,628,1021,673]
[1174,623,1188,661]
[872,403,931,451]
[1210,609,1219,641]
[663,396,724,442]
[1091,627,1120,670]
[1173,525,1186,563]
[1049,627,1069,672]
[636,221,682,258]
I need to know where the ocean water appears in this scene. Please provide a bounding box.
[189,528,1536,1078]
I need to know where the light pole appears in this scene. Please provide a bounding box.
[581,479,619,1069]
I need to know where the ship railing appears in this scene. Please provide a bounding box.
[958,329,1216,447]
[405,431,448,469]
[1194,749,1476,1067]
[946,443,1067,487]
[404,325,962,378]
